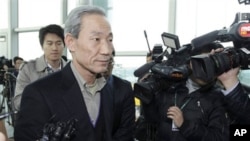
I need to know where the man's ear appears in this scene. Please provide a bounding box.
[65,33,76,52]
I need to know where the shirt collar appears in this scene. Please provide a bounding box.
[46,59,61,72]
[70,62,106,94]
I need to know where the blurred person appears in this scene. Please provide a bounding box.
[137,42,229,141]
[12,56,24,77]
[13,56,24,70]
[14,5,135,141]
[13,24,67,111]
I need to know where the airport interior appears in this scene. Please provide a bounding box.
[0,0,250,140]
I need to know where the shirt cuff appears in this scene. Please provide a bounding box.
[221,81,239,96]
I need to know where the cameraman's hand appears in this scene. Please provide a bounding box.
[209,48,224,55]
[217,67,240,90]
[167,106,183,128]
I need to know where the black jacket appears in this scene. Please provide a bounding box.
[14,63,135,141]
[141,83,229,141]
[224,83,250,124]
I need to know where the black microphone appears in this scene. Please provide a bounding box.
[134,61,156,78]
[191,30,219,52]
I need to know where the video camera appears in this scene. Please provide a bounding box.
[0,56,14,85]
[190,12,250,82]
[134,32,192,104]
[134,12,250,104]
[0,56,12,69]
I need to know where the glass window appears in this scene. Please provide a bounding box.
[0,0,8,29]
[18,0,62,27]
[111,0,169,52]
[18,32,43,61]
[67,0,77,14]
[112,56,147,84]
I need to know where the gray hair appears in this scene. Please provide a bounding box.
[64,5,106,38]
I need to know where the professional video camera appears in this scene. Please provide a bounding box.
[0,56,13,84]
[134,32,192,104]
[0,56,17,126]
[190,12,250,82]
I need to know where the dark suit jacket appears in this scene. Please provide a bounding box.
[14,63,135,141]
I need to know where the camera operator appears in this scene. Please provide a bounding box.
[202,45,250,124]
[217,63,250,124]
[138,42,229,141]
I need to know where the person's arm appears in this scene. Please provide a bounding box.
[14,84,50,141]
[218,67,250,124]
[224,83,250,124]
[13,63,31,110]
[218,67,239,93]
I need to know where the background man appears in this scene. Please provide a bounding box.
[13,24,67,111]
[12,56,24,77]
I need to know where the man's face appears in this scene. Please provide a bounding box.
[15,59,23,70]
[66,14,114,74]
[42,33,64,62]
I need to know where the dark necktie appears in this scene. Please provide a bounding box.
[46,67,54,74]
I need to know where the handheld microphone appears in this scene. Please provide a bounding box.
[134,61,156,78]
[191,30,219,52]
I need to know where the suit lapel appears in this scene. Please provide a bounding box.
[59,63,115,140]
[60,63,94,135]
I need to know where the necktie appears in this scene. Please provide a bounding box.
[46,67,54,74]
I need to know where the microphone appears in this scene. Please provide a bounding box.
[0,111,18,120]
[39,115,78,141]
[134,61,156,78]
[191,30,219,52]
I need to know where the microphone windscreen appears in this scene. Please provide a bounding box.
[134,62,155,78]
[191,30,219,52]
